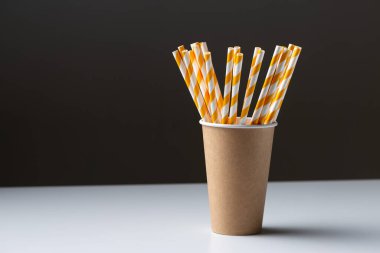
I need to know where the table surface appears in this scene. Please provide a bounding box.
[1,180,380,253]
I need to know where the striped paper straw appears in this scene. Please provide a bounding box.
[250,46,283,124]
[258,48,290,123]
[263,46,302,124]
[200,42,208,52]
[265,45,295,123]
[285,44,296,66]
[272,44,294,90]
[228,53,244,124]
[204,52,219,123]
[200,42,224,114]
[181,50,210,120]
[191,42,207,86]
[172,50,204,118]
[266,44,295,118]
[233,46,241,55]
[221,47,234,124]
[189,50,211,115]
[178,45,186,53]
[269,44,295,101]
[191,43,215,116]
[240,48,265,125]
[227,46,241,123]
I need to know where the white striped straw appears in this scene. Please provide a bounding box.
[200,41,209,52]
[240,48,265,125]
[191,42,207,86]
[265,44,295,122]
[181,50,210,120]
[189,49,211,115]
[228,52,243,124]
[204,52,219,123]
[250,46,283,124]
[221,47,234,124]
[268,43,296,121]
[191,43,216,119]
[172,50,203,117]
[263,46,302,124]
[258,48,290,123]
[227,46,241,123]
[200,42,224,116]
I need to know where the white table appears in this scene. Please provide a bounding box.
[1,180,379,253]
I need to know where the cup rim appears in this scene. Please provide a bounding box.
[199,118,278,129]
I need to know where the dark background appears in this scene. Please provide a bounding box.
[1,0,379,186]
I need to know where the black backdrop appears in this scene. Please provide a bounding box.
[1,0,379,186]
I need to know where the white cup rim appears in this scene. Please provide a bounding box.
[199,117,278,129]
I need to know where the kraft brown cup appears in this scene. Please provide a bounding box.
[200,118,277,235]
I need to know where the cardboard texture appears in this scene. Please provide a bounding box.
[201,123,276,235]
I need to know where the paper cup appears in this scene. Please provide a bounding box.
[200,118,277,235]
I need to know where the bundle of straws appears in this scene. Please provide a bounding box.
[172,42,302,125]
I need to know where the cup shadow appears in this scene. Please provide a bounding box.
[208,225,379,253]
[260,225,376,240]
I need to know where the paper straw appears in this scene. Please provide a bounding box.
[191,42,217,118]
[250,46,283,124]
[189,50,212,115]
[178,45,186,54]
[181,50,211,120]
[268,44,295,103]
[233,46,241,55]
[228,53,244,124]
[285,44,295,66]
[191,42,207,88]
[262,46,302,124]
[270,44,294,93]
[264,45,295,123]
[172,50,204,118]
[226,46,241,124]
[204,52,219,123]
[240,48,265,125]
[221,47,234,124]
[200,42,209,52]
[264,44,295,121]
[258,48,290,123]
[200,42,224,114]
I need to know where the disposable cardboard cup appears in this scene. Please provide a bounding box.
[200,118,277,235]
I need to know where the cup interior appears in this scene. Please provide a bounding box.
[199,117,277,129]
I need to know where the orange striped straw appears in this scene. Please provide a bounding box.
[240,48,265,125]
[221,47,234,124]
[228,52,243,124]
[200,41,208,52]
[269,44,295,100]
[284,44,295,68]
[181,50,210,120]
[178,45,186,54]
[189,50,212,115]
[258,48,290,123]
[191,43,207,87]
[233,46,241,55]
[250,46,283,124]
[227,46,241,123]
[191,43,214,116]
[262,46,302,124]
[200,42,224,114]
[265,44,295,118]
[204,52,219,123]
[172,50,205,118]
